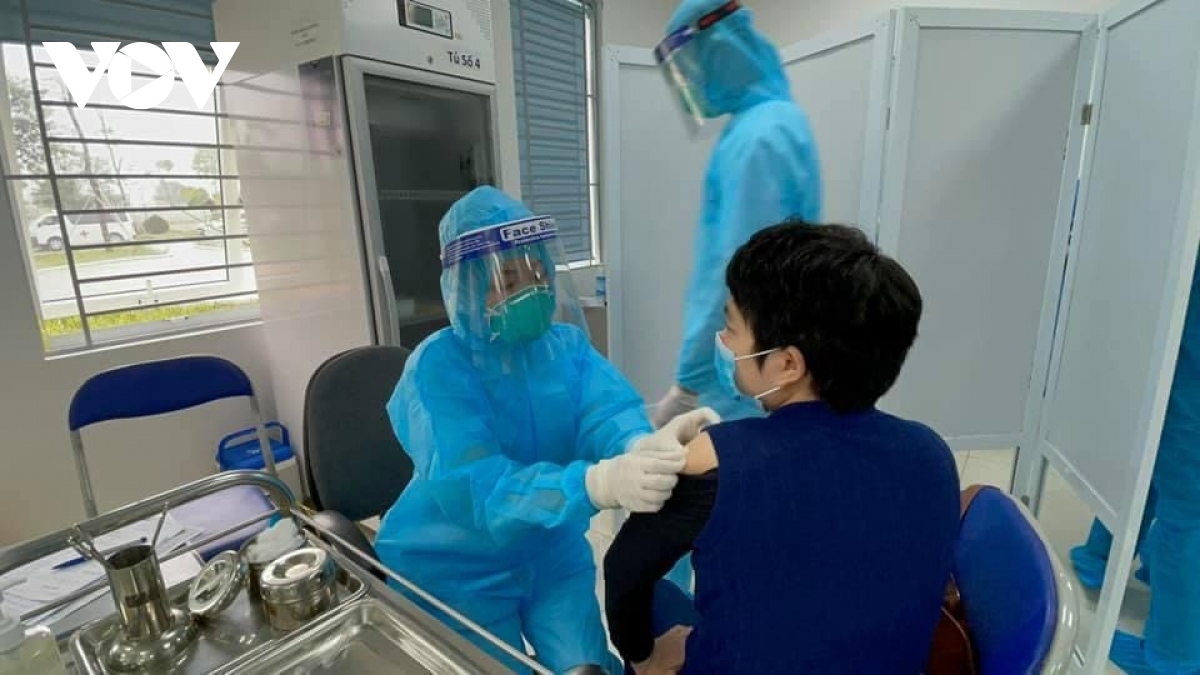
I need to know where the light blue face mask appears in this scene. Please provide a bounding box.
[713,331,780,410]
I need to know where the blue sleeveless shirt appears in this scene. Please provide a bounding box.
[684,402,960,674]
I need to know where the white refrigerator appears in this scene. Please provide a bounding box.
[215,0,503,492]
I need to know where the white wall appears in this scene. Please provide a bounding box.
[743,0,1113,43]
[0,201,274,545]
[603,0,678,47]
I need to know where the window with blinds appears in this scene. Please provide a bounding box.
[0,0,256,354]
[510,0,599,264]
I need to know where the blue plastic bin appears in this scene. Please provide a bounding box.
[216,421,294,471]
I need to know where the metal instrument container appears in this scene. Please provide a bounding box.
[71,546,367,674]
[187,551,248,620]
[238,529,303,602]
[99,544,198,672]
[259,548,337,631]
[243,556,270,603]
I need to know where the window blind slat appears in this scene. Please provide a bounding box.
[2,0,216,45]
[511,0,593,262]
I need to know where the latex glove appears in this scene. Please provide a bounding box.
[588,408,719,512]
[633,625,693,675]
[635,407,721,456]
[586,450,684,513]
[651,385,701,429]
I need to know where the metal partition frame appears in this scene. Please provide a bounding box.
[877,9,1097,459]
[1026,0,1200,666]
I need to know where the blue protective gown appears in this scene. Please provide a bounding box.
[667,0,823,422]
[376,187,649,674]
[1075,261,1200,674]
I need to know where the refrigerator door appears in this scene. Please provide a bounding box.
[342,57,500,349]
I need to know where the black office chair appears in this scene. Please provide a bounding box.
[302,345,414,571]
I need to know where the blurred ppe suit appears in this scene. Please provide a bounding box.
[650,0,823,596]
[1075,262,1200,674]
[1069,494,1154,590]
[650,0,822,428]
[375,187,712,674]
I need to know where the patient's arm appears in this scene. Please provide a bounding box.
[604,433,718,664]
[682,431,718,475]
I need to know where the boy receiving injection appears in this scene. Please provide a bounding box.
[605,222,960,675]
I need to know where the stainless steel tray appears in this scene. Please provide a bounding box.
[69,552,366,674]
[233,598,479,674]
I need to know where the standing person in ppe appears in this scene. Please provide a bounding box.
[1070,264,1200,675]
[375,186,719,674]
[650,0,823,429]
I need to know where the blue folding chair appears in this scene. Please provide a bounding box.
[956,486,1080,674]
[68,355,278,558]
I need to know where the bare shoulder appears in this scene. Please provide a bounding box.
[682,432,719,475]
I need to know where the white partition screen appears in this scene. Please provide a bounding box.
[781,13,894,239]
[877,9,1096,451]
[602,47,718,399]
[1039,0,1200,542]
[1034,0,1200,666]
[603,21,895,400]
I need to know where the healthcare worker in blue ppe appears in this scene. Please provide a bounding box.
[375,186,719,674]
[647,0,822,596]
[650,0,823,429]
[1070,261,1200,674]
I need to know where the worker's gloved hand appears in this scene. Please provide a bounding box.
[651,385,702,429]
[586,450,685,513]
[587,408,720,512]
[636,407,721,454]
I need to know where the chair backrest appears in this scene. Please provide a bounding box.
[70,355,257,430]
[955,486,1059,675]
[303,345,414,521]
[68,355,266,517]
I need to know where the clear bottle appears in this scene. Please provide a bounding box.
[0,608,68,675]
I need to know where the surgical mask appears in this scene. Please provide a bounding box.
[488,285,554,344]
[713,331,781,410]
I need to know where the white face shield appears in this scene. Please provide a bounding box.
[441,216,587,345]
[654,0,744,132]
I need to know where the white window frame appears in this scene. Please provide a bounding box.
[584,2,602,267]
[0,41,259,355]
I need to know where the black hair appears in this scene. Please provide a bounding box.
[725,221,922,412]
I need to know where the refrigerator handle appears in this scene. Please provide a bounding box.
[376,255,401,346]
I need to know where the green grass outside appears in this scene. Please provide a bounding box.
[41,300,250,341]
[33,243,162,269]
